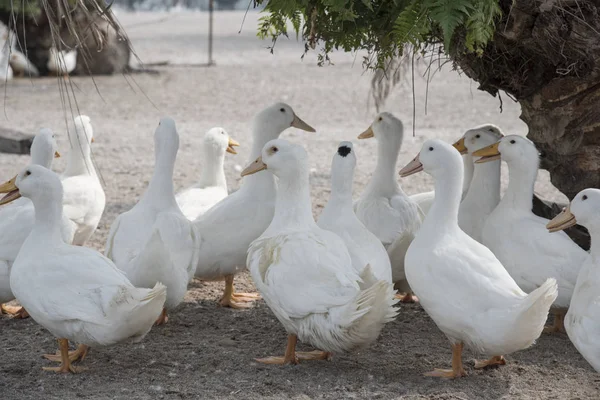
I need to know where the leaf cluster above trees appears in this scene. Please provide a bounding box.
[255,0,502,68]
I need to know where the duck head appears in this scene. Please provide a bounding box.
[358,112,403,147]
[0,165,62,206]
[453,124,504,156]
[547,189,600,233]
[473,135,538,167]
[241,138,308,180]
[204,127,240,155]
[399,139,461,178]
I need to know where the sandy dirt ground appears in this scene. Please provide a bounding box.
[0,10,596,400]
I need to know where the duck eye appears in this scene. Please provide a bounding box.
[429,147,434,151]
[582,195,588,201]
[272,147,278,153]
[510,140,516,144]
[280,108,285,113]
[475,134,480,139]
[25,170,31,176]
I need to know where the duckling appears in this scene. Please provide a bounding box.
[547,189,600,372]
[1,165,166,373]
[176,127,239,221]
[474,135,588,333]
[245,139,397,364]
[318,142,392,283]
[399,139,557,378]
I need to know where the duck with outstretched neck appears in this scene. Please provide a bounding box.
[400,139,557,379]
[193,103,315,309]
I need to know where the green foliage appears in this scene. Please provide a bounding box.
[255,0,503,68]
[0,0,41,16]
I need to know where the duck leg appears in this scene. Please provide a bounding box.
[395,292,419,303]
[44,343,89,363]
[256,334,299,365]
[543,310,566,333]
[42,339,84,373]
[424,342,467,379]
[218,275,261,309]
[474,355,506,369]
[154,307,169,325]
[1,304,29,318]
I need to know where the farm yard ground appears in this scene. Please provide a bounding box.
[0,10,597,400]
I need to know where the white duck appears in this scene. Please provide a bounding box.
[0,31,12,82]
[475,135,587,333]
[105,118,200,325]
[547,189,600,372]
[10,51,39,77]
[2,165,166,373]
[0,129,73,318]
[455,124,504,243]
[193,103,315,309]
[409,152,474,216]
[47,47,77,76]
[245,139,397,364]
[61,115,106,246]
[318,142,392,283]
[176,127,239,221]
[354,112,421,303]
[399,139,557,378]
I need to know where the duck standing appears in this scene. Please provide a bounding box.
[193,103,315,309]
[246,139,397,364]
[1,165,166,373]
[105,118,200,325]
[547,189,600,372]
[399,139,557,378]
[61,115,106,246]
[176,127,239,220]
[355,112,421,302]
[47,47,77,77]
[474,135,587,332]
[0,129,74,318]
[318,142,392,283]
[454,124,503,243]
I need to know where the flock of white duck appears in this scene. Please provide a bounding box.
[0,102,599,378]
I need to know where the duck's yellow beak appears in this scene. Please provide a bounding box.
[241,156,267,177]
[291,114,316,132]
[473,142,501,163]
[547,206,577,233]
[0,177,21,206]
[453,137,468,155]
[227,138,240,154]
[54,150,61,158]
[358,126,374,139]
[399,154,423,178]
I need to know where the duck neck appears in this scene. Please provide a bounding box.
[589,226,600,259]
[462,154,474,196]
[140,147,177,209]
[270,171,315,231]
[463,159,501,208]
[30,194,64,243]
[500,158,538,213]
[368,139,400,194]
[65,142,94,177]
[198,147,227,189]
[426,165,463,228]
[243,124,283,193]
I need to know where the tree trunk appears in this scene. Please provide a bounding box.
[451,0,600,248]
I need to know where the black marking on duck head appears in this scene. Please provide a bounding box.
[337,145,352,158]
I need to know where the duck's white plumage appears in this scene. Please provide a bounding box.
[10,50,39,77]
[318,141,392,283]
[400,139,557,378]
[247,139,397,361]
[176,127,238,221]
[8,165,165,371]
[409,152,474,216]
[547,188,600,372]
[105,118,200,316]
[354,112,421,299]
[61,115,106,246]
[192,103,315,309]
[479,136,586,316]
[0,130,75,309]
[456,124,503,243]
[47,47,77,75]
